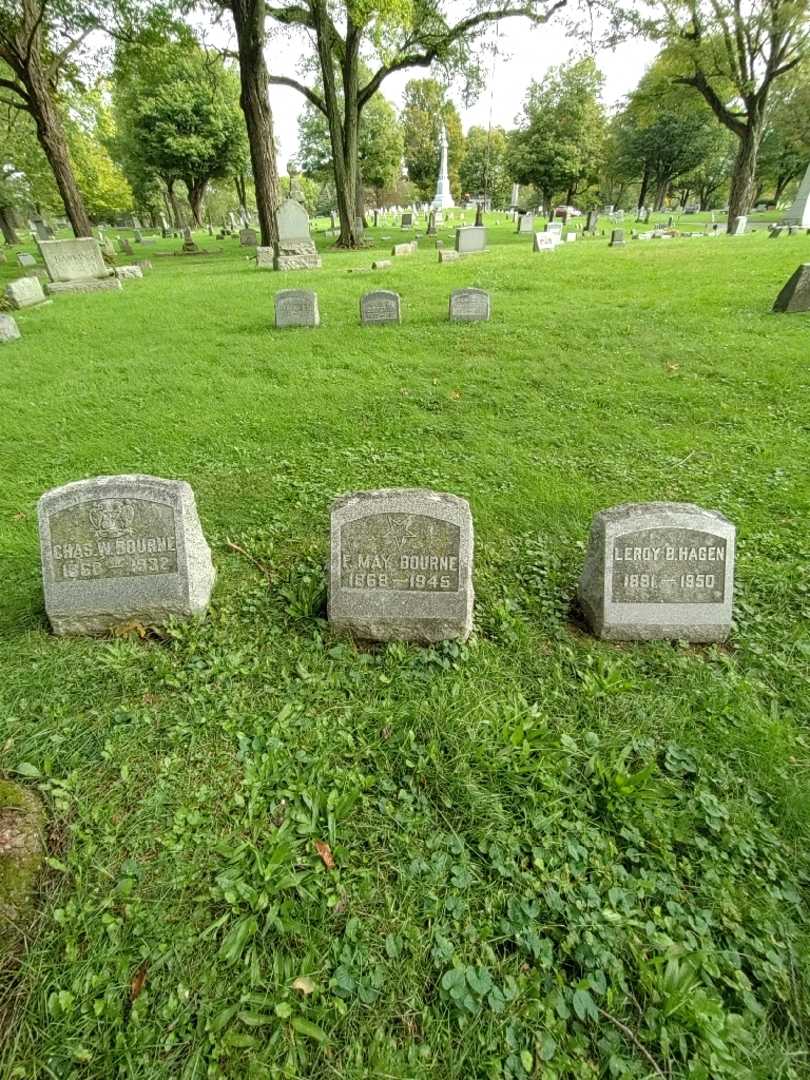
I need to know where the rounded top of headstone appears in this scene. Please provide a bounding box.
[38,475,193,510]
[331,488,471,514]
[592,502,734,527]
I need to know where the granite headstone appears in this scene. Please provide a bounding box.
[360,290,401,325]
[275,288,320,327]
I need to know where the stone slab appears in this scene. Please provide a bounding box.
[610,229,625,247]
[533,232,557,252]
[38,474,215,636]
[277,199,311,242]
[17,253,37,268]
[455,226,487,253]
[360,290,401,325]
[516,214,534,234]
[438,249,459,262]
[391,242,415,256]
[275,240,317,256]
[5,276,47,309]
[275,288,320,327]
[0,314,21,342]
[328,488,474,643]
[114,265,144,280]
[38,237,107,282]
[256,247,274,268]
[46,278,122,296]
[449,288,490,322]
[578,502,735,642]
[372,260,392,269]
[273,254,322,271]
[773,263,810,313]
[239,228,258,246]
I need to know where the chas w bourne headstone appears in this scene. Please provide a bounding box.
[38,475,215,635]
[360,290,401,325]
[578,502,735,642]
[275,289,320,327]
[449,288,490,322]
[328,488,474,642]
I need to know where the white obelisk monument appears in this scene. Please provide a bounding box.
[431,125,455,211]
[784,163,810,228]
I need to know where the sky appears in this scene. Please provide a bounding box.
[195,10,660,173]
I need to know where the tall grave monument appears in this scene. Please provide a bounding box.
[431,126,455,211]
[784,163,810,228]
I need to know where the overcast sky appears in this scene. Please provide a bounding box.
[198,11,660,173]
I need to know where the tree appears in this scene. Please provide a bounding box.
[113,30,248,226]
[757,64,810,203]
[205,0,281,245]
[402,80,464,201]
[508,57,606,211]
[263,0,569,248]
[639,0,809,228]
[0,0,96,235]
[296,85,403,206]
[459,125,510,206]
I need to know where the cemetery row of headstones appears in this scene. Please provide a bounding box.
[273,288,491,328]
[36,476,736,645]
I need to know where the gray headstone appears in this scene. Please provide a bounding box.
[360,290,401,325]
[438,249,459,263]
[533,232,556,252]
[391,242,414,257]
[239,228,258,246]
[277,199,311,243]
[5,276,47,309]
[610,229,625,247]
[17,253,36,268]
[401,212,413,228]
[772,263,810,313]
[39,238,108,282]
[275,289,320,328]
[516,213,534,234]
[585,210,599,233]
[732,215,748,235]
[328,488,474,643]
[371,259,392,269]
[578,502,735,642]
[0,313,21,342]
[113,265,144,281]
[455,226,487,253]
[38,475,216,636]
[449,288,490,322]
[256,246,274,268]
[544,222,563,236]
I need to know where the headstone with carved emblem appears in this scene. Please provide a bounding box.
[38,475,215,635]
[328,488,474,643]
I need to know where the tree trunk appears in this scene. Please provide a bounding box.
[230,0,280,246]
[166,180,183,228]
[187,180,207,226]
[636,164,651,216]
[0,206,20,244]
[26,61,93,237]
[235,172,247,211]
[727,120,764,232]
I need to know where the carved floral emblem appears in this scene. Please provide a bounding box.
[88,500,135,539]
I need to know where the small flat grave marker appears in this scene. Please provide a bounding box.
[5,277,47,309]
[328,488,474,642]
[17,253,36,268]
[449,288,490,322]
[360,290,401,325]
[0,314,21,342]
[533,233,556,252]
[578,502,735,642]
[275,289,320,328]
[38,474,216,636]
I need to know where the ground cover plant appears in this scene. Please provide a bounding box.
[1,216,809,1079]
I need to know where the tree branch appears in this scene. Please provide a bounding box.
[266,74,326,113]
[0,76,30,105]
[674,71,747,138]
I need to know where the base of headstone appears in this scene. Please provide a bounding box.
[0,781,44,958]
[114,265,144,280]
[46,278,123,296]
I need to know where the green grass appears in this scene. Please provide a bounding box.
[1,216,809,1079]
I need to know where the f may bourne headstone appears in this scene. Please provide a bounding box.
[449,288,490,322]
[38,475,216,636]
[578,502,735,642]
[275,289,320,328]
[328,488,474,643]
[360,290,401,325]
[773,263,810,313]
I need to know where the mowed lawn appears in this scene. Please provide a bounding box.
[1,218,809,1079]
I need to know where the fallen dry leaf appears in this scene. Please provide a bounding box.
[314,840,335,870]
[130,963,148,1001]
[292,976,315,995]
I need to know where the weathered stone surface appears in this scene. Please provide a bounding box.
[438,249,459,263]
[732,215,748,235]
[578,502,735,642]
[239,228,258,246]
[0,781,44,957]
[277,199,311,242]
[38,474,216,636]
[273,253,322,271]
[275,289,320,328]
[114,265,144,280]
[5,276,47,309]
[544,222,563,236]
[0,314,21,342]
[256,246,274,268]
[610,229,625,247]
[17,253,37,268]
[328,488,474,643]
[372,259,392,269]
[533,232,556,252]
[391,242,415,256]
[360,290,401,325]
[46,278,122,296]
[39,238,109,282]
[400,212,413,228]
[773,263,810,313]
[784,162,810,227]
[449,288,490,322]
[119,238,134,255]
[455,226,487,253]
[516,213,534,233]
[275,240,318,256]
